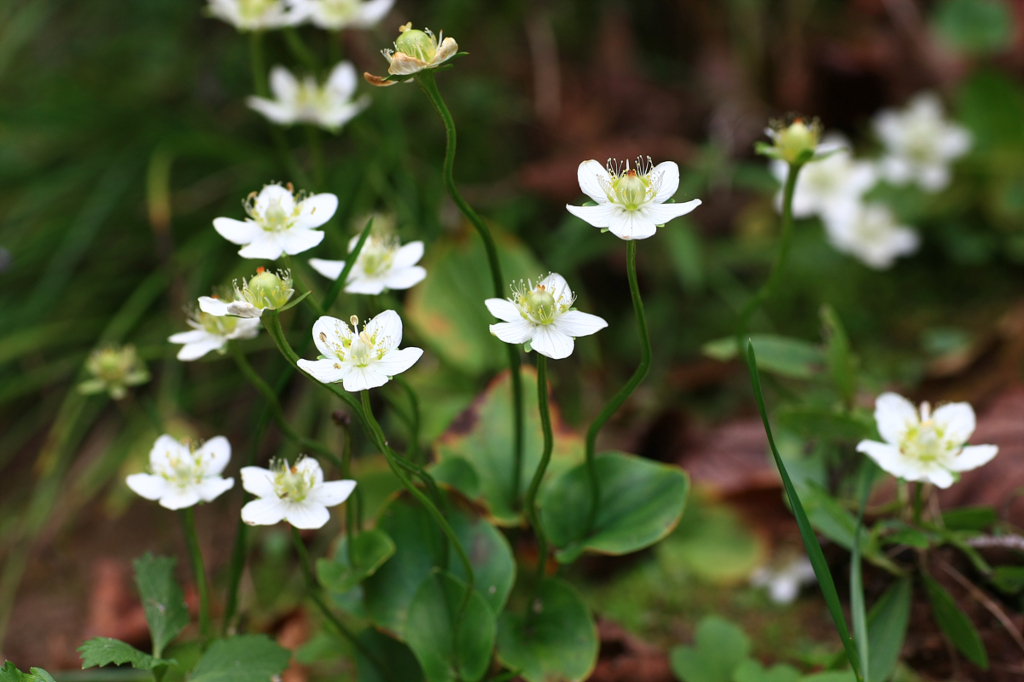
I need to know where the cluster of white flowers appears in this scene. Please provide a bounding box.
[206,0,394,32]
[770,93,970,270]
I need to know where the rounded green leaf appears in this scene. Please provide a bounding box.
[540,452,689,562]
[495,578,598,682]
[355,628,425,682]
[669,617,750,682]
[316,528,396,595]
[405,570,496,682]
[656,497,763,584]
[362,492,515,635]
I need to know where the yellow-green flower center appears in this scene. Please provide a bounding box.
[612,171,649,210]
[776,120,820,164]
[273,459,314,502]
[525,289,556,323]
[238,0,276,20]
[395,28,437,62]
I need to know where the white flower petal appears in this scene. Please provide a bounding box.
[392,241,425,268]
[213,218,259,245]
[126,474,167,501]
[874,392,920,445]
[226,301,263,318]
[311,315,349,356]
[607,208,657,240]
[641,199,701,226]
[918,164,950,193]
[150,435,187,472]
[650,161,680,204]
[326,62,357,98]
[344,277,387,295]
[280,228,325,255]
[352,0,393,27]
[269,65,299,102]
[531,324,575,359]
[925,468,956,489]
[538,272,570,301]
[159,488,201,510]
[199,296,231,316]
[228,318,262,340]
[566,203,615,228]
[294,193,338,230]
[341,364,389,392]
[298,358,350,385]
[242,497,289,526]
[238,237,285,260]
[382,266,426,290]
[283,500,331,529]
[247,97,298,125]
[931,402,976,444]
[309,258,345,280]
[433,37,458,67]
[256,184,296,215]
[309,479,357,506]
[553,310,607,338]
[576,159,610,204]
[196,477,235,502]
[374,347,423,377]
[176,338,226,361]
[240,466,277,499]
[365,310,403,349]
[950,445,998,472]
[485,298,523,323]
[197,436,231,476]
[296,457,324,485]
[856,440,915,480]
[169,329,213,345]
[490,320,534,345]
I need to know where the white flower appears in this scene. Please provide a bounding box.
[751,555,816,605]
[770,134,877,221]
[206,0,303,30]
[297,310,423,392]
[485,273,607,360]
[241,456,355,529]
[566,157,701,240]
[286,0,393,30]
[127,435,235,510]
[822,203,919,270]
[308,235,426,294]
[874,92,972,193]
[247,62,369,132]
[365,23,458,86]
[857,393,998,489]
[214,183,337,260]
[199,268,295,319]
[169,303,261,361]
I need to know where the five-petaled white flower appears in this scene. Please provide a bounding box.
[298,310,423,391]
[823,203,919,270]
[873,92,972,193]
[566,157,701,241]
[856,392,998,489]
[241,456,355,529]
[206,0,303,30]
[771,134,877,221]
[247,62,369,132]
[286,0,393,30]
[127,435,235,510]
[199,268,295,319]
[214,183,337,260]
[169,303,261,361]
[364,23,458,87]
[485,273,607,360]
[309,235,426,294]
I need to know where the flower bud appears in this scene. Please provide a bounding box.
[79,344,150,400]
[239,268,294,311]
[775,118,820,164]
[395,24,437,62]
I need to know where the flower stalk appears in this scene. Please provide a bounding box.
[524,355,553,585]
[414,70,524,508]
[584,240,651,531]
[180,507,211,649]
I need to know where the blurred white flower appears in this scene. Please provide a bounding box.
[127,435,235,510]
[78,345,150,400]
[199,268,295,318]
[874,92,972,193]
[298,310,423,392]
[308,235,426,294]
[751,555,816,604]
[206,0,303,30]
[214,183,336,260]
[566,157,701,240]
[247,62,369,132]
[169,304,261,361]
[287,0,393,30]
[770,134,877,221]
[822,203,919,270]
[365,23,458,86]
[857,393,998,489]
[485,272,607,360]
[241,456,355,529]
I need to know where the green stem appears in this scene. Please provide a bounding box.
[289,528,396,682]
[735,160,803,358]
[913,482,925,525]
[180,507,211,649]
[229,343,341,469]
[322,217,374,313]
[583,240,650,532]
[394,376,421,463]
[524,355,553,585]
[283,27,320,74]
[249,31,268,98]
[414,71,524,510]
[305,125,326,189]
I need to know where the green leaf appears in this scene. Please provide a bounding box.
[664,219,704,293]
[429,457,481,500]
[189,635,291,682]
[776,405,874,441]
[921,574,988,669]
[821,306,856,405]
[540,452,689,563]
[956,70,1024,154]
[0,663,57,682]
[132,554,189,658]
[316,528,396,595]
[866,577,912,682]
[932,0,1012,55]
[747,343,862,681]
[495,578,598,682]
[405,231,544,375]
[990,566,1024,594]
[941,506,997,531]
[704,335,825,379]
[435,367,583,526]
[78,637,172,671]
[850,465,872,680]
[362,492,515,635]
[656,497,763,585]
[800,674,857,682]
[669,616,750,682]
[355,629,425,682]
[404,570,496,682]
[733,660,801,682]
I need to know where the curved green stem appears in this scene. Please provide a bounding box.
[414,71,524,510]
[583,240,650,532]
[180,507,211,649]
[524,355,553,585]
[283,28,320,74]
[290,528,396,682]
[229,343,341,469]
[735,160,803,358]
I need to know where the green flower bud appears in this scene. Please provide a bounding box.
[776,118,821,164]
[240,268,294,311]
[395,25,437,62]
[80,344,150,400]
[526,288,556,322]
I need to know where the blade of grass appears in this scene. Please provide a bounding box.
[747,341,862,680]
[852,463,874,680]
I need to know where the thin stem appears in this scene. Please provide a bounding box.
[305,125,326,189]
[524,355,553,586]
[414,71,524,510]
[283,27,320,74]
[289,529,396,681]
[583,240,650,532]
[180,508,211,649]
[735,159,803,358]
[913,482,926,525]
[394,376,421,463]
[229,343,341,469]
[321,216,373,313]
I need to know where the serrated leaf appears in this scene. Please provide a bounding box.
[133,554,188,658]
[0,663,56,682]
[78,637,173,671]
[189,635,291,682]
[921,574,988,669]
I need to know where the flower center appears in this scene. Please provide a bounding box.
[899,420,953,464]
[199,310,238,335]
[159,448,205,489]
[238,0,276,20]
[350,331,374,366]
[525,288,556,324]
[262,197,291,232]
[272,459,313,502]
[395,26,437,62]
[321,0,359,21]
[613,170,649,211]
[359,238,397,276]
